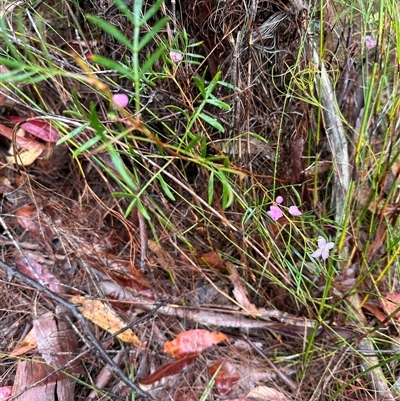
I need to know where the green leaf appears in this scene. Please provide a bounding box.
[136,198,151,220]
[73,134,102,157]
[110,0,136,25]
[143,0,165,23]
[199,113,224,133]
[109,146,139,192]
[206,98,231,110]
[141,47,164,77]
[193,76,206,97]
[205,70,221,97]
[138,17,170,51]
[57,122,90,145]
[90,55,136,81]
[208,171,214,205]
[86,15,133,50]
[158,174,176,201]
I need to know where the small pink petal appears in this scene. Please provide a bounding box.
[311,249,322,258]
[288,206,302,216]
[317,236,326,248]
[325,242,335,250]
[267,205,283,221]
[321,250,330,260]
[169,51,183,63]
[364,35,377,51]
[275,196,283,204]
[112,94,129,108]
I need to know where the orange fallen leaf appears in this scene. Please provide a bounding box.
[70,296,144,347]
[10,328,37,356]
[208,359,240,395]
[164,329,230,359]
[139,352,199,385]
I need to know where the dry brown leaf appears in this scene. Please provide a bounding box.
[70,296,144,347]
[362,301,388,324]
[10,328,37,356]
[227,262,260,316]
[197,251,227,271]
[164,329,230,359]
[246,385,290,401]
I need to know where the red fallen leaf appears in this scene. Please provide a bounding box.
[10,116,61,142]
[0,123,46,151]
[379,293,400,320]
[164,329,230,359]
[208,360,240,395]
[0,386,12,401]
[139,352,199,385]
[15,252,63,293]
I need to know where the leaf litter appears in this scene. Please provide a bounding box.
[0,0,399,400]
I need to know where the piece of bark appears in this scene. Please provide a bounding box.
[12,312,81,401]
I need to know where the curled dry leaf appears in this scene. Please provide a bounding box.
[164,329,230,359]
[139,352,199,385]
[228,262,259,316]
[208,360,240,395]
[10,116,61,142]
[70,296,144,347]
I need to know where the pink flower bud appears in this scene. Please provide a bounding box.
[112,94,129,108]
[169,51,183,63]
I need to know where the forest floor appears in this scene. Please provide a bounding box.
[1,0,400,400]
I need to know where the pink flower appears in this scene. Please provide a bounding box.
[311,236,334,260]
[267,196,302,221]
[267,205,283,221]
[364,36,377,51]
[288,206,302,216]
[169,50,183,63]
[112,94,129,108]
